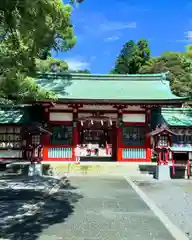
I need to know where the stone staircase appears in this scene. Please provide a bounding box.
[46,162,156,177]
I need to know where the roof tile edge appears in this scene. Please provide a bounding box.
[161,107,192,111]
[37,72,169,80]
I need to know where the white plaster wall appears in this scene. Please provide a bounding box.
[126,106,144,111]
[50,104,145,111]
[78,113,92,118]
[81,105,115,110]
[123,113,146,123]
[50,104,72,110]
[49,112,73,121]
[0,150,22,158]
[104,113,117,119]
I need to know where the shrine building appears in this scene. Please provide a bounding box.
[0,72,191,164]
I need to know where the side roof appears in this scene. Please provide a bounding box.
[161,108,192,127]
[0,107,29,125]
[35,72,188,103]
[0,105,44,125]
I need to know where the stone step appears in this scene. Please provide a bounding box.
[47,162,155,177]
[80,156,112,162]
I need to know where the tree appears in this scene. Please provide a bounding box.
[36,58,68,73]
[139,52,192,97]
[0,0,76,103]
[184,44,192,64]
[69,69,91,73]
[111,39,150,74]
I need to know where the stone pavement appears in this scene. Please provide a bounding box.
[36,176,175,240]
[133,178,192,240]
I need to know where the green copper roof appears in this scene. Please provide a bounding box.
[0,107,29,124]
[36,72,187,102]
[161,108,192,127]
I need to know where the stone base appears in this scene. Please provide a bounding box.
[28,163,42,176]
[155,165,170,180]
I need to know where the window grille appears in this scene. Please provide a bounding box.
[122,126,146,146]
[159,135,168,147]
[31,135,41,145]
[0,127,21,149]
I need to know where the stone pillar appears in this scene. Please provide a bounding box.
[28,163,42,176]
[155,165,170,180]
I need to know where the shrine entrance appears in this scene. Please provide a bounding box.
[77,115,117,161]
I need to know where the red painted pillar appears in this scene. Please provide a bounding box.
[72,109,78,161]
[43,107,50,144]
[117,109,123,161]
[42,107,50,161]
[165,150,169,164]
[146,108,152,162]
[158,151,162,165]
[117,127,123,161]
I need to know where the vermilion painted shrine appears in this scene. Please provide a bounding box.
[0,72,191,164]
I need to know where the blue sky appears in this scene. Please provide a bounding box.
[53,0,192,73]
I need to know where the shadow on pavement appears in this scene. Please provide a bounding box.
[0,176,83,240]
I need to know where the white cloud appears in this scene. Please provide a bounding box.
[186,31,192,42]
[104,36,120,42]
[66,58,90,70]
[175,31,192,43]
[79,12,136,38]
[99,21,136,32]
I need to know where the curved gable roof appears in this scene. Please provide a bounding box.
[161,108,192,127]
[36,72,188,103]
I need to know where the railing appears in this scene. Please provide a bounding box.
[48,147,73,159]
[122,148,146,159]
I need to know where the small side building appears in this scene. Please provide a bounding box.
[161,107,192,164]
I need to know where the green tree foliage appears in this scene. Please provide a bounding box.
[111,39,150,74]
[184,44,192,63]
[36,58,69,73]
[0,0,76,104]
[69,69,91,73]
[139,52,192,97]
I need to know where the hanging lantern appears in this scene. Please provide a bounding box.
[91,119,93,125]
[101,120,103,125]
[109,119,112,126]
[81,121,83,126]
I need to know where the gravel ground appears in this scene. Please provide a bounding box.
[0,174,75,240]
[133,178,192,240]
[0,174,62,190]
